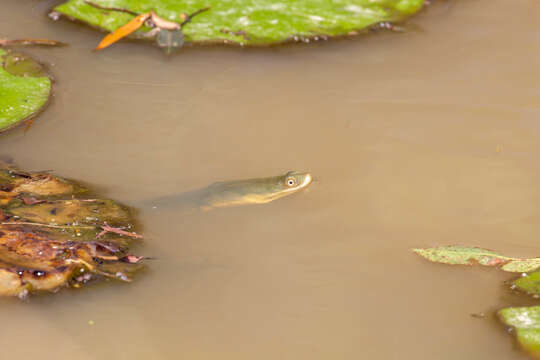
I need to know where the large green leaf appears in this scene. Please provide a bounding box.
[0,49,52,132]
[413,246,540,273]
[53,0,425,46]
[499,307,540,359]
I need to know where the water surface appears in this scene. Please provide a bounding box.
[0,0,539,358]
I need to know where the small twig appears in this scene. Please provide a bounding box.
[180,6,211,27]
[21,196,46,205]
[0,38,66,47]
[1,221,95,229]
[94,255,119,261]
[84,0,139,16]
[96,223,143,239]
[18,198,98,205]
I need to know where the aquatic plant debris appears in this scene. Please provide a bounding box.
[0,162,144,298]
[499,307,540,359]
[0,48,51,132]
[415,246,540,357]
[413,246,540,273]
[53,0,425,46]
[87,1,209,51]
[0,39,66,47]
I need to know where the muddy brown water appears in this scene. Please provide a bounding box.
[1,0,539,358]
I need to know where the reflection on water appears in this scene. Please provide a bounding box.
[0,0,539,358]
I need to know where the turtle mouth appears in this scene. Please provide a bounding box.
[298,173,313,189]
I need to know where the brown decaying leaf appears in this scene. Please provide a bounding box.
[0,164,145,297]
[95,12,151,50]
[21,196,46,205]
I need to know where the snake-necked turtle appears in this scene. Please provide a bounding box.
[146,171,313,211]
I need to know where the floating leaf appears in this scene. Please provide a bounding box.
[499,306,540,359]
[413,246,540,273]
[513,271,540,296]
[95,12,151,50]
[0,49,51,132]
[54,0,425,46]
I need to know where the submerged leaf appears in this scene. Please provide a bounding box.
[413,246,540,273]
[2,173,79,198]
[54,0,425,46]
[0,163,144,297]
[7,199,132,227]
[156,29,185,52]
[499,307,540,359]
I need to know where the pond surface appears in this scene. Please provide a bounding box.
[1,0,539,358]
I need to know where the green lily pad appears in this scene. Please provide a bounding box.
[513,271,540,296]
[53,0,425,46]
[413,246,540,273]
[499,306,540,359]
[0,49,52,132]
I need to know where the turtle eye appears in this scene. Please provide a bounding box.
[286,178,296,187]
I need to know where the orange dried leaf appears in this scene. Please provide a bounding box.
[95,13,150,50]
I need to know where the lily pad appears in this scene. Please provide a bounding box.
[53,0,425,46]
[499,306,540,359]
[413,246,540,273]
[0,49,52,132]
[0,162,144,298]
[513,271,540,296]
